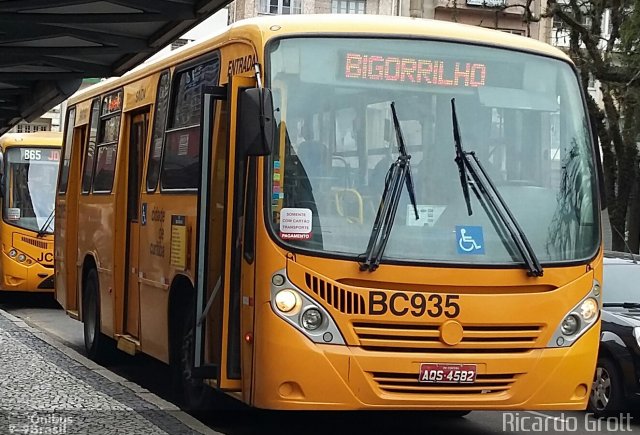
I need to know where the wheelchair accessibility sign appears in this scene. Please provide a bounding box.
[456,226,485,255]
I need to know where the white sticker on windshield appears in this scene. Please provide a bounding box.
[7,208,20,220]
[406,205,446,227]
[280,208,312,240]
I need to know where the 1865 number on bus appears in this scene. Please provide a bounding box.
[368,291,460,318]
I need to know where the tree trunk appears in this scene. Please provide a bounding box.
[627,179,640,253]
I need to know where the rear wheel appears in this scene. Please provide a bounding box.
[83,269,112,362]
[589,356,624,417]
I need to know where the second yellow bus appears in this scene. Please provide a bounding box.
[0,131,61,292]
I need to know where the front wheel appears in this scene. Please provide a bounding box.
[177,296,213,412]
[588,356,624,417]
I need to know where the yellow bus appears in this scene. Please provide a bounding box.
[55,15,604,411]
[0,131,60,292]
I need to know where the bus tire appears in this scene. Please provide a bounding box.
[83,269,111,363]
[178,296,213,412]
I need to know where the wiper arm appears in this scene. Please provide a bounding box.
[37,209,55,238]
[452,102,473,216]
[450,98,543,277]
[359,102,418,272]
[391,103,419,221]
[603,302,640,309]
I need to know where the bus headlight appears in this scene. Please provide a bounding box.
[548,280,600,348]
[8,249,17,258]
[270,269,345,345]
[580,298,598,321]
[561,314,580,336]
[17,254,26,263]
[275,289,299,313]
[301,308,323,330]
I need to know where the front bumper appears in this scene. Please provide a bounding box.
[253,304,599,410]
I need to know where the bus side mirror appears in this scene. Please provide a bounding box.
[237,87,275,156]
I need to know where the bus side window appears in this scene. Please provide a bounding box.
[58,107,76,194]
[161,59,219,191]
[146,71,170,192]
[92,90,122,193]
[81,99,100,193]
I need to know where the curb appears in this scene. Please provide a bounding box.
[0,308,220,435]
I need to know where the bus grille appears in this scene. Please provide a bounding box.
[305,273,366,314]
[352,322,543,353]
[370,371,520,395]
[21,236,49,250]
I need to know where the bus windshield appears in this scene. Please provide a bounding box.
[3,147,59,233]
[267,37,599,266]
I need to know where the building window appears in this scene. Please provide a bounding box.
[497,28,524,36]
[171,38,193,51]
[261,0,301,14]
[332,0,365,13]
[466,0,506,6]
[14,122,49,133]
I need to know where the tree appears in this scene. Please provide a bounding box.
[545,0,640,251]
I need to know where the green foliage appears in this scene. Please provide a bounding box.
[546,0,640,251]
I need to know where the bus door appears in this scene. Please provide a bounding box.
[193,85,229,387]
[66,125,87,313]
[125,111,149,338]
[56,115,86,315]
[194,77,258,397]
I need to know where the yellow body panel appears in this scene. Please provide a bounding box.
[0,132,61,292]
[56,15,601,411]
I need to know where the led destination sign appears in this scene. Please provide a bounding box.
[343,52,487,88]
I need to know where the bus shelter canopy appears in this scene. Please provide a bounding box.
[0,0,227,136]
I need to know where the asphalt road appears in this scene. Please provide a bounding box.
[2,290,638,435]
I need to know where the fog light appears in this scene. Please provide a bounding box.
[8,249,17,258]
[561,314,580,335]
[274,289,298,313]
[580,298,598,321]
[301,308,323,330]
[17,254,26,263]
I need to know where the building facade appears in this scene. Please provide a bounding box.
[227,0,552,42]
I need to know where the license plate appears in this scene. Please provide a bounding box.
[419,363,477,383]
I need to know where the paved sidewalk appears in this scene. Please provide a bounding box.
[0,309,219,435]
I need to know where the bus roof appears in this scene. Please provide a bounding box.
[0,131,63,148]
[68,14,570,105]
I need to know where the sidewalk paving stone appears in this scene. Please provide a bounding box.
[0,310,220,435]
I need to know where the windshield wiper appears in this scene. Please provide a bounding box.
[603,302,640,309]
[453,104,473,216]
[36,210,55,238]
[450,98,543,277]
[359,102,419,272]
